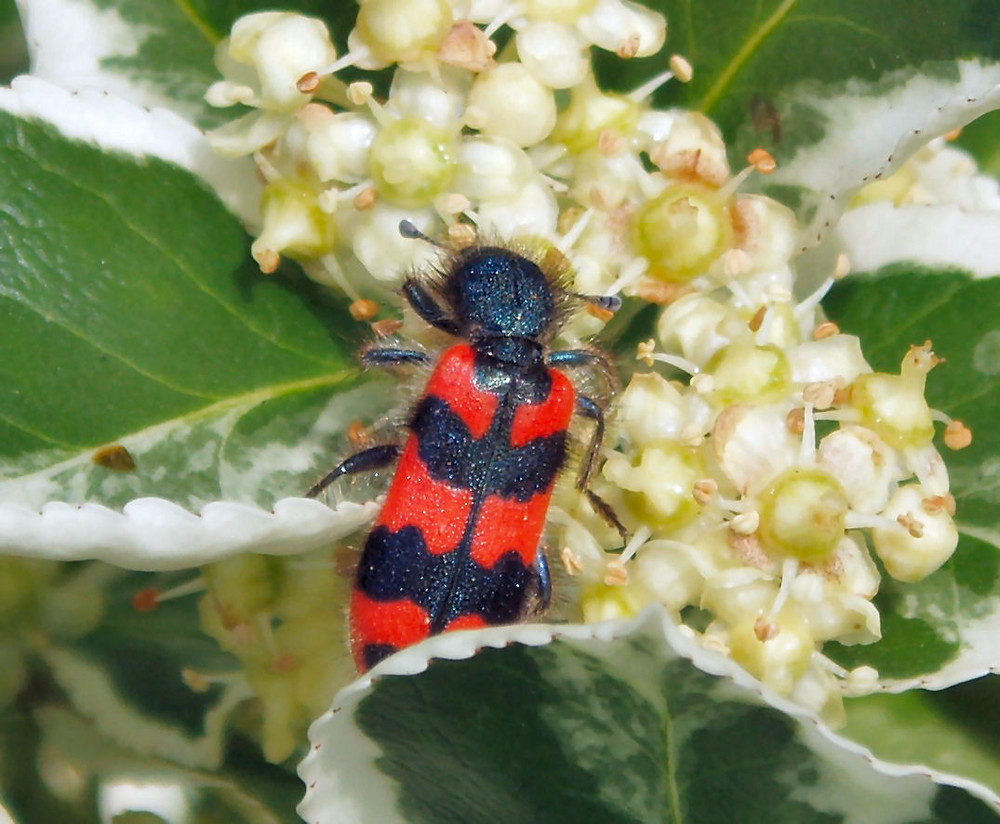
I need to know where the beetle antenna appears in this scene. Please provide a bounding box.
[399,220,447,249]
[574,293,623,313]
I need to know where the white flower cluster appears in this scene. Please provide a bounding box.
[204,1,693,310]
[559,246,971,724]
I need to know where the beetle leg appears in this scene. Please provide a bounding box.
[533,545,552,613]
[575,395,629,541]
[547,348,619,399]
[305,443,401,499]
[361,346,430,368]
[402,278,462,336]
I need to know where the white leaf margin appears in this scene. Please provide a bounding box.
[835,202,1000,278]
[0,73,259,223]
[41,646,255,770]
[297,606,1000,824]
[17,0,202,117]
[0,497,378,571]
[770,59,1000,248]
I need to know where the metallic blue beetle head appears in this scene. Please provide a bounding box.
[449,247,556,339]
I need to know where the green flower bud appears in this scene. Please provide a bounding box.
[370,118,456,208]
[705,343,792,406]
[758,468,849,562]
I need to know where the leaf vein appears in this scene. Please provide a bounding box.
[0,292,219,401]
[0,408,78,449]
[663,694,683,824]
[173,0,220,44]
[698,0,799,114]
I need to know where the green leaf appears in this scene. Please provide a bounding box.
[300,612,1000,823]
[823,267,1000,686]
[647,1,1000,139]
[598,1,1000,235]
[955,109,1000,179]
[18,0,359,128]
[843,681,1000,800]
[0,107,368,511]
[0,0,26,85]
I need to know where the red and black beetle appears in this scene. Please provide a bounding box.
[309,223,624,672]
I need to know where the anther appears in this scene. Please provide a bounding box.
[944,420,972,450]
[350,299,379,321]
[560,546,583,576]
[296,72,321,94]
[754,616,780,641]
[786,408,806,435]
[812,321,840,340]
[372,318,403,337]
[896,512,925,538]
[692,479,717,505]
[604,559,628,586]
[747,147,777,174]
[669,54,694,83]
[353,187,377,210]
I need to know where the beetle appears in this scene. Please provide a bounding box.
[308,222,625,672]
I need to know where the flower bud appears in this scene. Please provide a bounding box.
[466,64,557,146]
[873,484,958,582]
[230,13,336,111]
[516,22,589,88]
[304,111,377,183]
[388,67,471,126]
[475,179,559,237]
[522,0,597,24]
[577,0,666,58]
[454,137,536,201]
[355,0,453,65]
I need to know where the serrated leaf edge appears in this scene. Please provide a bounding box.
[0,496,379,570]
[772,58,1000,246]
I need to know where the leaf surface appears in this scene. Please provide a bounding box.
[0,105,372,514]
[300,611,1000,824]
